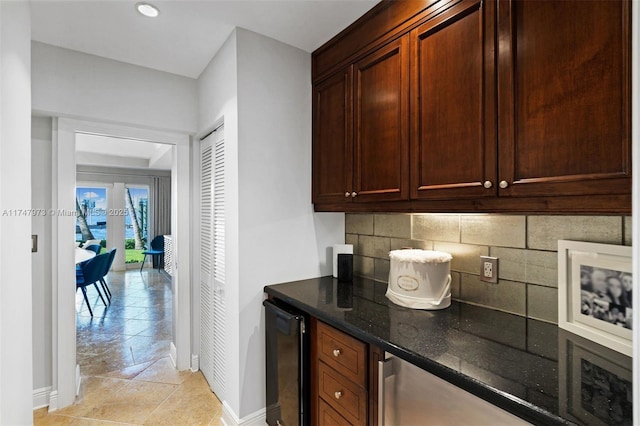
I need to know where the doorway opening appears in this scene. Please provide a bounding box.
[51,118,192,411]
[73,138,174,388]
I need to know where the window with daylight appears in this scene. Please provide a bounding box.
[76,187,107,252]
[124,186,149,263]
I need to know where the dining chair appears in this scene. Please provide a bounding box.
[82,239,101,249]
[100,248,117,302]
[84,244,101,255]
[76,253,109,317]
[140,235,164,272]
[76,244,101,277]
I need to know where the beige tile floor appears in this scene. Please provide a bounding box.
[35,269,223,425]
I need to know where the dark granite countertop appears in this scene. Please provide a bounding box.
[264,276,633,426]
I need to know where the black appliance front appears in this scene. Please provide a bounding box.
[264,299,310,426]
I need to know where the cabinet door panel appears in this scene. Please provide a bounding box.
[411,0,496,200]
[497,0,631,197]
[318,362,367,426]
[317,320,367,387]
[318,398,352,426]
[354,37,410,202]
[313,68,353,204]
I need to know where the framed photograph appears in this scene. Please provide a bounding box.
[558,330,632,425]
[558,241,633,356]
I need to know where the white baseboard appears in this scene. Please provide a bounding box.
[221,401,266,426]
[241,408,266,425]
[39,366,81,413]
[33,386,52,410]
[48,390,59,412]
[76,364,82,396]
[191,354,199,372]
[169,342,177,367]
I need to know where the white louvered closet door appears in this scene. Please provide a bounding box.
[200,125,226,399]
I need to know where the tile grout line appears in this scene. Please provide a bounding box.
[140,383,182,425]
[59,271,176,425]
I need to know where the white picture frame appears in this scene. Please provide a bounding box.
[558,329,632,425]
[558,240,633,357]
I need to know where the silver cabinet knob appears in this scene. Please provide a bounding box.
[499,180,509,189]
[334,391,343,399]
[333,349,341,357]
[345,192,350,198]
[483,181,493,189]
[351,192,357,198]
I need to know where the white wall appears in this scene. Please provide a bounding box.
[196,28,344,422]
[170,142,193,370]
[31,133,176,395]
[235,28,344,419]
[196,29,242,417]
[30,38,196,409]
[29,13,345,422]
[50,119,191,409]
[32,116,53,394]
[197,30,238,136]
[32,41,198,134]
[0,2,34,424]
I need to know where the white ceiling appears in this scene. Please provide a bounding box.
[30,0,378,78]
[76,133,173,170]
[35,1,377,165]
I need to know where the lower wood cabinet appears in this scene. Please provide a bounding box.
[318,361,367,425]
[312,319,379,425]
[309,318,527,425]
[317,318,367,386]
[318,398,351,426]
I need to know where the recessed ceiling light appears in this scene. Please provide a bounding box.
[136,2,160,18]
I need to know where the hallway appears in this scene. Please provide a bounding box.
[34,270,223,425]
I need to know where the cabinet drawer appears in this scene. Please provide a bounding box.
[318,361,367,426]
[318,398,352,426]
[317,321,367,386]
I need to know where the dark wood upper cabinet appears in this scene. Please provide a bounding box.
[312,39,410,205]
[410,0,496,200]
[313,0,451,81]
[354,36,410,202]
[497,0,631,197]
[312,68,353,204]
[311,0,631,213]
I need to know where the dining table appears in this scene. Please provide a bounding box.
[75,247,96,264]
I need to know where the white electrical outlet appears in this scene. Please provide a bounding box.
[480,256,498,283]
[484,261,493,278]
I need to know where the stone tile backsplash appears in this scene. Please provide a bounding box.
[527,216,623,251]
[346,213,632,324]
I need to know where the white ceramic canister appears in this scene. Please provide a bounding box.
[386,249,453,310]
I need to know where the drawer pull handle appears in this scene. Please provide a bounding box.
[344,192,350,198]
[334,391,343,399]
[333,349,341,357]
